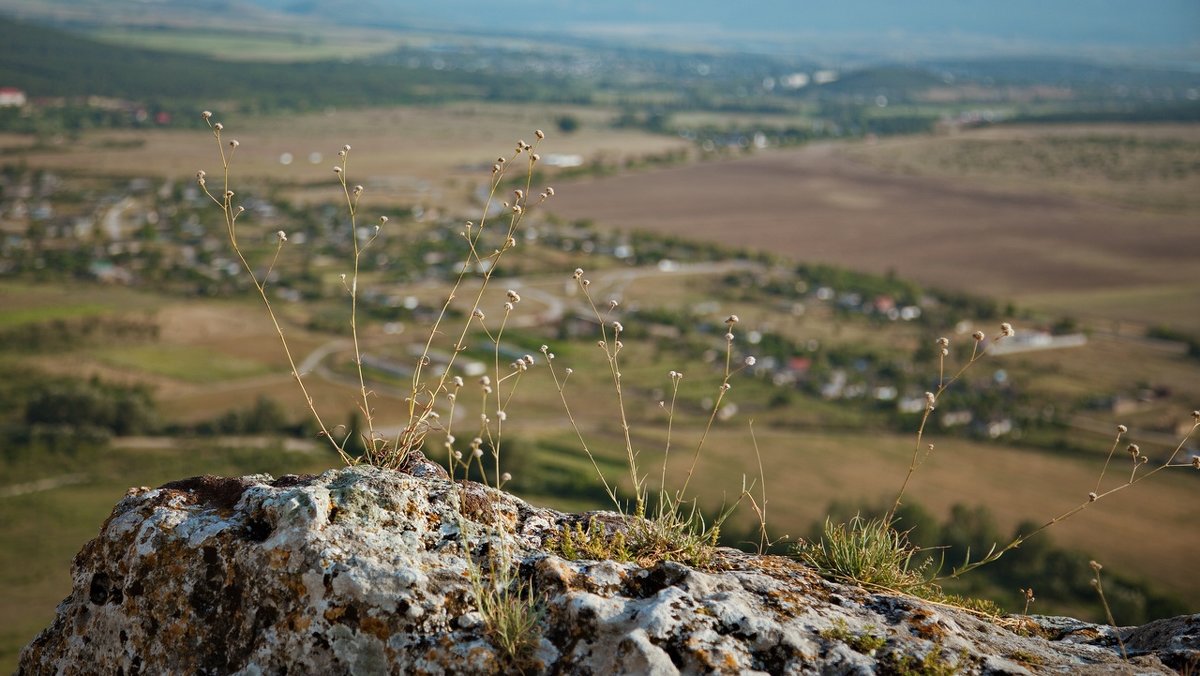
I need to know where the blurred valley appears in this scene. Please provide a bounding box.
[1,2,1198,668]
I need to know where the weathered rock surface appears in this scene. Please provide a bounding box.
[18,459,1198,674]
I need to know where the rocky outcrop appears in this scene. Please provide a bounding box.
[18,458,1198,674]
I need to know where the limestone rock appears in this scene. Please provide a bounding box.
[17,460,1195,674]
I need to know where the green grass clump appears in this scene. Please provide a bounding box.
[820,619,887,655]
[797,515,932,594]
[548,518,631,562]
[466,554,543,671]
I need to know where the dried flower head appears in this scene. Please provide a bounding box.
[353,185,364,195]
[972,330,985,341]
[501,472,512,483]
[745,356,757,367]
[925,391,937,409]
[1089,560,1103,572]
[1192,456,1200,469]
[224,190,235,198]
[333,166,343,174]
[342,144,351,152]
[726,314,740,325]
[229,139,239,148]
[936,337,950,348]
[1127,443,1140,456]
[1117,424,1128,433]
[1000,322,1015,337]
[379,215,388,224]
[612,321,624,333]
[1193,410,1200,421]
[573,268,584,279]
[1087,492,1098,502]
[725,332,735,342]
[472,308,485,320]
[276,230,288,242]
[531,153,540,162]
[452,376,464,388]
[201,110,212,119]
[514,189,524,201]
[720,383,732,392]
[545,186,555,197]
[213,122,223,131]
[535,129,545,140]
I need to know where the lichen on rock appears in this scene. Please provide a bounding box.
[17,456,1196,674]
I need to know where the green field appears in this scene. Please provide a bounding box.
[94,345,274,384]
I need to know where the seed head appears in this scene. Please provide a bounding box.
[720,383,732,392]
[1087,492,1098,502]
[1193,410,1200,421]
[201,110,212,119]
[1127,443,1139,455]
[725,332,735,342]
[1117,424,1128,433]
[1089,560,1103,572]
[972,330,985,341]
[573,268,584,279]
[229,139,239,148]
[925,392,937,409]
[745,356,757,367]
[235,205,245,216]
[540,344,549,353]
[535,129,545,139]
[472,308,485,320]
[726,314,740,325]
[224,190,235,199]
[501,472,512,483]
[513,189,524,201]
[936,337,949,348]
[276,230,287,242]
[452,376,464,388]
[342,144,351,151]
[504,302,514,312]
[213,122,223,131]
[380,215,388,224]
[480,375,490,386]
[473,448,483,459]
[1192,456,1200,469]
[454,450,463,461]
[333,166,342,174]
[564,367,573,375]
[353,185,364,195]
[545,186,555,197]
[497,411,507,422]
[512,204,523,214]
[516,140,527,152]
[531,153,540,162]
[612,321,624,333]
[1000,322,1015,337]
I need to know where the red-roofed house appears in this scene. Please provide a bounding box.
[0,88,27,107]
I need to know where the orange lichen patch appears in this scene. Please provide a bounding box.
[359,615,392,642]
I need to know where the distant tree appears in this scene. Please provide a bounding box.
[556,114,580,134]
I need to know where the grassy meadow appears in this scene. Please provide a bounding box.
[2,101,1200,672]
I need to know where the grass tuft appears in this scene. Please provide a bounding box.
[797,515,932,594]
